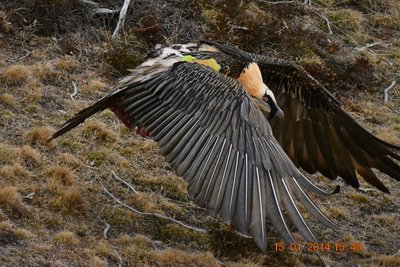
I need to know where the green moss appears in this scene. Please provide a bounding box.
[59,138,85,150]
[160,223,208,247]
[327,9,365,32]
[201,7,219,26]
[85,149,110,166]
[136,175,187,200]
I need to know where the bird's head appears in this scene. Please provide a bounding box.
[262,84,284,120]
[238,63,284,120]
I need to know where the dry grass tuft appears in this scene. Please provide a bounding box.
[160,224,208,246]
[88,256,108,267]
[372,11,400,30]
[0,143,19,164]
[347,192,369,203]
[95,241,117,260]
[0,163,32,181]
[376,128,400,146]
[329,207,348,219]
[51,188,87,215]
[0,65,32,86]
[58,153,82,169]
[43,166,75,187]
[0,186,27,214]
[84,80,108,92]
[54,56,80,72]
[14,228,33,239]
[0,11,11,33]
[23,126,55,148]
[0,220,13,231]
[31,62,57,84]
[367,254,400,266]
[0,93,15,106]
[137,175,188,200]
[151,249,220,267]
[117,233,154,249]
[54,230,79,245]
[83,120,117,141]
[373,214,397,225]
[19,145,42,167]
[126,192,159,213]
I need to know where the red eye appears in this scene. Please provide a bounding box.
[263,96,269,102]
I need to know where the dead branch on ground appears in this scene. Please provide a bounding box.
[102,185,209,234]
[383,80,397,104]
[112,0,132,39]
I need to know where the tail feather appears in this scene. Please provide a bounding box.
[50,92,122,140]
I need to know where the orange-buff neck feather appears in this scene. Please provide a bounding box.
[237,63,265,98]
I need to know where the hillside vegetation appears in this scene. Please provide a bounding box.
[0,0,399,266]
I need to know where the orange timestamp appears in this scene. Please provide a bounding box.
[275,242,363,253]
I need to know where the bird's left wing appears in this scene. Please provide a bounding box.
[253,54,400,193]
[52,62,337,250]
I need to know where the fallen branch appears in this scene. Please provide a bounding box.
[78,0,118,15]
[103,223,111,239]
[23,192,35,200]
[114,248,123,267]
[18,50,31,61]
[93,8,119,15]
[102,185,209,234]
[111,170,139,194]
[312,9,333,35]
[70,82,78,99]
[112,0,132,39]
[355,41,382,52]
[78,0,99,8]
[383,80,397,104]
[357,187,378,193]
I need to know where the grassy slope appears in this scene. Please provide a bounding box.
[0,0,399,266]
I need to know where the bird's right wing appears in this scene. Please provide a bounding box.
[52,62,338,251]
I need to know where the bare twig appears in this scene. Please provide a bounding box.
[17,50,31,61]
[78,0,118,15]
[312,9,333,35]
[114,249,123,267]
[355,42,382,52]
[112,0,132,39]
[229,24,249,31]
[103,223,111,239]
[78,0,99,8]
[111,170,139,194]
[102,185,209,233]
[23,192,35,200]
[357,187,378,193]
[383,80,397,104]
[93,8,119,15]
[70,82,78,99]
[282,19,289,30]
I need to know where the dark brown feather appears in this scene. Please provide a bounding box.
[254,54,400,192]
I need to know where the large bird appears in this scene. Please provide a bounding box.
[51,40,400,251]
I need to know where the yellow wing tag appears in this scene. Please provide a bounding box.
[181,55,221,72]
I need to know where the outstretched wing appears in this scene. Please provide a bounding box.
[52,62,337,250]
[254,55,400,193]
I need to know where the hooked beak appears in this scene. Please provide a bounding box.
[267,100,284,121]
